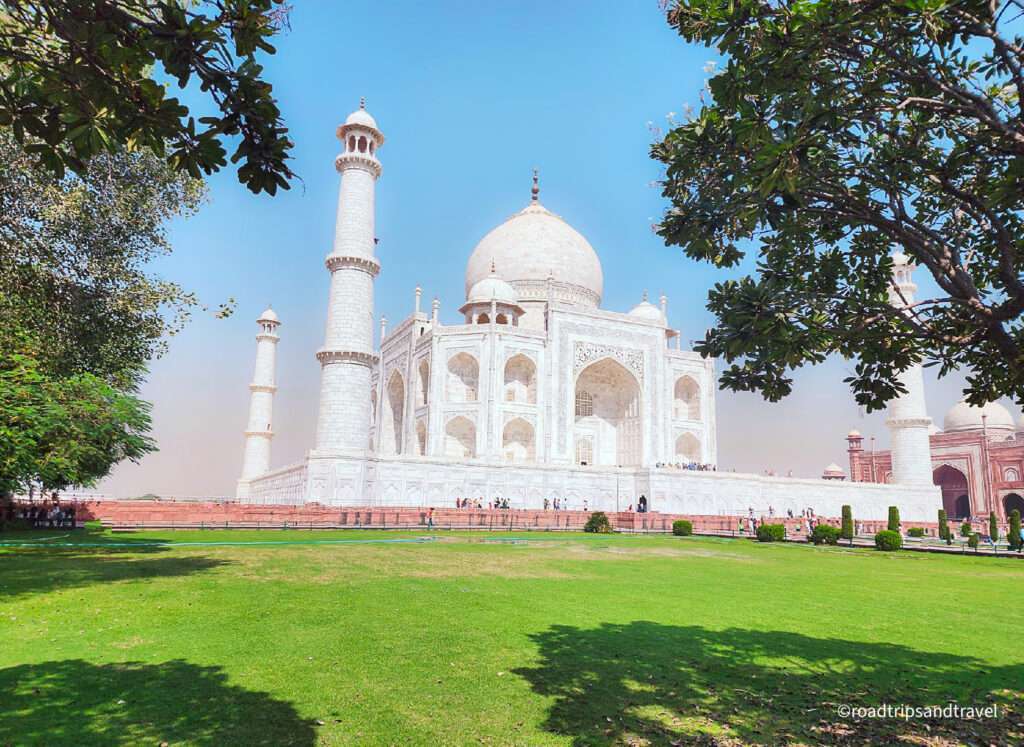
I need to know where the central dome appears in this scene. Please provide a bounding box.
[943,400,1016,433]
[465,201,603,308]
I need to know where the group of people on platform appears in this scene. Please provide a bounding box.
[451,494,653,514]
[656,462,717,472]
[2,501,77,529]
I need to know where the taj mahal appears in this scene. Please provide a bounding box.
[233,101,942,521]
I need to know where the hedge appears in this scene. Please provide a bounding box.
[756,523,786,542]
[672,520,693,537]
[810,524,840,545]
[874,530,903,551]
[583,512,613,534]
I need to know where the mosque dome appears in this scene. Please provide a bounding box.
[258,306,279,324]
[628,298,664,323]
[466,265,519,305]
[466,178,603,308]
[847,429,861,438]
[822,462,846,479]
[942,399,1016,433]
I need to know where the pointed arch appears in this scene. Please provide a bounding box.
[502,417,535,462]
[380,370,405,455]
[1004,493,1024,519]
[674,375,700,420]
[574,357,642,467]
[675,433,701,462]
[503,354,537,404]
[415,419,427,456]
[933,464,971,518]
[417,358,430,406]
[446,353,479,402]
[444,416,476,458]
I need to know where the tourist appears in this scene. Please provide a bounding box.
[427,508,434,530]
[543,498,549,511]
[627,504,633,512]
[583,499,588,512]
[638,495,647,513]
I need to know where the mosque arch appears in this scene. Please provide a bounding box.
[495,313,509,325]
[446,353,479,402]
[574,357,642,467]
[674,376,700,420]
[675,433,701,463]
[444,416,476,458]
[1004,493,1024,519]
[476,313,490,325]
[933,464,971,518]
[417,359,430,407]
[502,418,535,462]
[415,419,427,456]
[381,370,405,455]
[503,354,537,404]
[358,135,367,152]
[1004,467,1020,482]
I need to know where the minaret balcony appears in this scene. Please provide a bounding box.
[315,349,379,368]
[334,152,382,177]
[325,254,381,276]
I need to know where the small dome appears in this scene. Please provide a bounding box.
[258,306,279,324]
[823,462,845,477]
[345,107,378,130]
[846,429,861,438]
[628,300,664,323]
[466,266,518,306]
[943,399,1016,433]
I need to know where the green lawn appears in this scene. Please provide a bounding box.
[1,528,1021,746]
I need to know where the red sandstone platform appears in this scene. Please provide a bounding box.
[34,500,947,537]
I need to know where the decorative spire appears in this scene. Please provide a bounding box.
[531,168,539,203]
[359,96,366,110]
[490,259,497,274]
[642,289,649,302]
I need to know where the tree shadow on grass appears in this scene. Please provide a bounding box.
[0,548,231,600]
[0,659,316,746]
[514,622,1024,745]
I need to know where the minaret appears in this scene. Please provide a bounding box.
[885,252,934,485]
[237,306,281,498]
[314,99,384,453]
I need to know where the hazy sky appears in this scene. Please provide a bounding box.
[98,1,1004,498]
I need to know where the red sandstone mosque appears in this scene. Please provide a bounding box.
[846,400,1024,522]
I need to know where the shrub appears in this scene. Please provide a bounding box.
[907,527,925,538]
[961,521,973,537]
[874,530,903,551]
[672,519,693,536]
[887,506,900,532]
[756,523,786,542]
[938,509,950,543]
[810,524,840,545]
[989,512,999,544]
[1010,510,1022,551]
[968,532,980,551]
[840,505,853,542]
[583,511,613,534]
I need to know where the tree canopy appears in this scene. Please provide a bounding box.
[0,130,211,493]
[0,0,294,194]
[654,0,1024,410]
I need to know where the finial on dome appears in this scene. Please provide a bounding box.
[490,259,497,274]
[642,289,649,302]
[359,96,366,110]
[531,169,539,203]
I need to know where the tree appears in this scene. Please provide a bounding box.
[1009,508,1022,550]
[990,511,999,544]
[887,505,900,532]
[0,129,211,390]
[655,1,1024,410]
[0,0,294,195]
[840,504,853,544]
[0,339,154,495]
[938,508,950,544]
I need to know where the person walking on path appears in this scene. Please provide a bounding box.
[427,508,434,530]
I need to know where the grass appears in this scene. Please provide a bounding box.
[1,527,1022,746]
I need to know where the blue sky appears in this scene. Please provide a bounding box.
[99,0,988,497]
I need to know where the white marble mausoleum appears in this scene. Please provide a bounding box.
[234,102,942,521]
